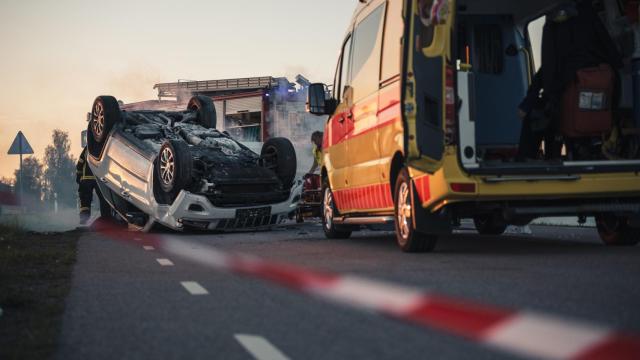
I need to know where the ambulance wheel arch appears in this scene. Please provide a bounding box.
[389,151,406,201]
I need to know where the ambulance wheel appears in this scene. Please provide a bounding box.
[394,169,437,253]
[474,215,508,235]
[596,214,640,246]
[88,96,122,158]
[187,95,217,129]
[322,182,352,239]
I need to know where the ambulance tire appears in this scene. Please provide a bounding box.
[88,96,121,158]
[321,181,352,239]
[473,215,508,235]
[394,169,437,253]
[187,95,217,129]
[596,214,640,246]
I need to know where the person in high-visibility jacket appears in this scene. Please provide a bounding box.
[76,147,104,225]
[308,131,324,174]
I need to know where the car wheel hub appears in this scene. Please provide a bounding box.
[92,102,105,138]
[160,147,175,186]
[397,182,412,241]
[323,188,334,230]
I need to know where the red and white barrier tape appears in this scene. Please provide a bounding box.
[93,223,640,360]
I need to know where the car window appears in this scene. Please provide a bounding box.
[528,16,545,71]
[351,4,386,102]
[336,35,353,102]
[418,0,436,48]
[381,0,404,82]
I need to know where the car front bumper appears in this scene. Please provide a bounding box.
[153,181,303,231]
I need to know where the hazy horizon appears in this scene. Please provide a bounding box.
[0,0,355,179]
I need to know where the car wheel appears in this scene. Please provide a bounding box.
[321,182,351,239]
[88,96,121,158]
[596,214,640,246]
[187,95,217,129]
[261,137,297,189]
[394,169,437,253]
[473,215,508,235]
[156,140,193,200]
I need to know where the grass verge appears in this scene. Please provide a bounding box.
[0,223,80,360]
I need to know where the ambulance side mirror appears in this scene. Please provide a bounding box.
[307,83,336,116]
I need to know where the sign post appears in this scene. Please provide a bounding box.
[7,131,34,206]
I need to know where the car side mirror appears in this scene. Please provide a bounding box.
[307,83,337,115]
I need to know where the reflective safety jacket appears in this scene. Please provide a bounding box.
[312,144,323,167]
[76,148,96,184]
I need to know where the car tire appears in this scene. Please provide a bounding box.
[156,140,193,199]
[394,169,437,253]
[473,215,508,235]
[321,180,352,239]
[596,214,640,246]
[88,96,121,158]
[187,95,217,129]
[261,137,297,189]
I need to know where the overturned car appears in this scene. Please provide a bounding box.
[86,95,301,231]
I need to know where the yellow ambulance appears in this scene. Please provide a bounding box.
[307,0,640,252]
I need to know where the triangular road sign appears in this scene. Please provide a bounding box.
[8,131,34,155]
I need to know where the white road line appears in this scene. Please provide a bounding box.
[134,237,141,241]
[143,246,155,251]
[156,258,174,266]
[234,334,290,360]
[180,281,209,295]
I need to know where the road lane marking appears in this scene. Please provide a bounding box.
[134,237,141,241]
[235,334,290,360]
[156,258,174,266]
[143,246,155,251]
[180,281,209,295]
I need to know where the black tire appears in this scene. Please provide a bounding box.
[88,96,121,158]
[394,169,437,253]
[261,137,297,189]
[474,215,508,235]
[596,214,640,246]
[321,179,352,239]
[187,95,217,129]
[156,140,193,199]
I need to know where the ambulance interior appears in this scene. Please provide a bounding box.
[452,0,640,172]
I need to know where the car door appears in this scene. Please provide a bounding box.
[403,0,455,173]
[326,35,354,210]
[344,3,387,213]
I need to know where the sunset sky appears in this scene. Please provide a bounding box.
[0,0,355,179]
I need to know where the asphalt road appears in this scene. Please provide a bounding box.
[56,222,640,360]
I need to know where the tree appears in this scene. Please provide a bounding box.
[13,156,44,209]
[43,130,77,208]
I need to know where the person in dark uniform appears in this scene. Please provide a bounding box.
[76,147,105,225]
[517,0,623,160]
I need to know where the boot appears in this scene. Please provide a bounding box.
[79,210,91,225]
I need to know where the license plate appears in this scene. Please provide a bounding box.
[236,206,271,221]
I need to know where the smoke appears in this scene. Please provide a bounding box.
[0,208,80,233]
[106,66,164,103]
